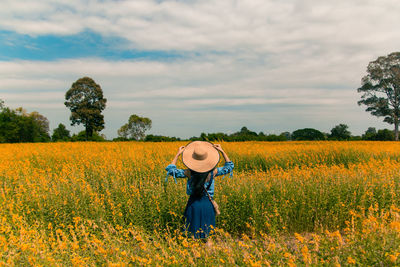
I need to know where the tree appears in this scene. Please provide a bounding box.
[199,132,207,141]
[376,129,394,141]
[144,135,181,142]
[0,107,20,142]
[15,108,50,142]
[281,131,291,140]
[30,111,49,133]
[52,123,71,141]
[365,127,377,135]
[362,127,377,140]
[291,128,325,141]
[118,114,152,140]
[350,135,362,141]
[0,106,50,143]
[29,111,50,141]
[238,126,258,136]
[329,124,351,140]
[357,52,400,140]
[65,77,107,140]
[71,130,106,142]
[263,134,286,141]
[230,126,258,141]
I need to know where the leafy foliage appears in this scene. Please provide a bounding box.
[190,127,287,142]
[144,134,181,142]
[329,124,351,140]
[376,129,395,141]
[117,114,152,140]
[52,123,71,141]
[64,77,107,140]
[0,107,20,143]
[363,127,377,140]
[362,128,394,141]
[0,104,50,143]
[291,128,325,140]
[71,130,106,142]
[29,111,50,140]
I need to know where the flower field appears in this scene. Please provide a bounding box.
[2,141,400,266]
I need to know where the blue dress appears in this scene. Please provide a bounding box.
[165,161,234,238]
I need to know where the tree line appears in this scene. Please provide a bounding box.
[1,51,400,143]
[189,125,395,142]
[0,99,395,142]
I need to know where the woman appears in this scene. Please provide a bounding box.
[165,141,234,239]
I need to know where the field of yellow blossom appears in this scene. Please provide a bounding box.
[2,141,400,266]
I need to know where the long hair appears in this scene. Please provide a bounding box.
[190,169,211,198]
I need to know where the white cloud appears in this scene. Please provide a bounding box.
[1,0,399,54]
[1,0,399,137]
[1,91,63,101]
[0,56,390,138]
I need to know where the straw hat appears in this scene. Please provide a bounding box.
[182,141,220,173]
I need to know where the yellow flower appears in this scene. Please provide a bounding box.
[388,254,398,263]
[390,222,400,232]
[301,245,311,264]
[288,258,296,267]
[71,242,79,250]
[295,233,304,243]
[347,256,356,264]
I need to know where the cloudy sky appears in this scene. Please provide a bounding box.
[1,0,400,139]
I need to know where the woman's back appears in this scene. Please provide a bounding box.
[165,141,234,239]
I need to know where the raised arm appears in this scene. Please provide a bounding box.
[212,144,234,177]
[165,146,188,183]
[213,144,231,162]
[171,146,185,165]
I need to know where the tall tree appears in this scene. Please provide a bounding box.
[64,77,107,140]
[118,114,152,140]
[357,52,400,140]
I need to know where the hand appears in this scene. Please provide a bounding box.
[177,146,185,155]
[213,144,224,152]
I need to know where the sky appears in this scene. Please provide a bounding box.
[1,0,400,139]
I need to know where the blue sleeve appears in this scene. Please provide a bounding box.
[215,161,234,178]
[165,164,186,183]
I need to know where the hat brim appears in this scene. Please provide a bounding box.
[182,141,220,173]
